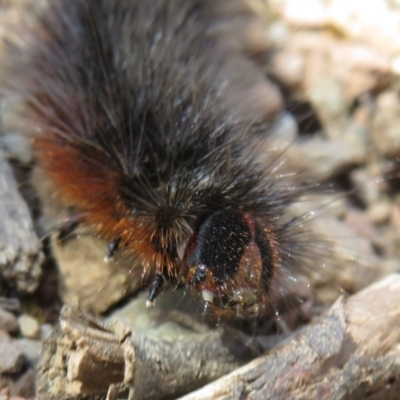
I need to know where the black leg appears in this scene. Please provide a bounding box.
[57,217,80,243]
[146,274,164,307]
[104,237,121,261]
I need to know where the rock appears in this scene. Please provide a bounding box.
[269,112,299,143]
[0,150,43,294]
[345,209,387,254]
[270,50,305,87]
[372,91,400,157]
[267,21,290,49]
[0,297,21,314]
[53,233,145,314]
[288,199,383,304]
[108,291,199,338]
[368,201,391,225]
[307,76,348,138]
[340,119,368,164]
[17,314,40,339]
[0,331,24,374]
[0,308,18,333]
[32,166,145,314]
[9,368,35,398]
[17,339,41,368]
[349,169,380,207]
[329,0,400,56]
[286,136,360,182]
[0,132,32,165]
[40,324,52,340]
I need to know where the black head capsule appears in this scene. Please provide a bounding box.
[185,209,276,317]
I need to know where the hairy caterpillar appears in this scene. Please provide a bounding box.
[0,0,384,325]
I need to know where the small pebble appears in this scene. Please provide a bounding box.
[372,91,400,158]
[1,132,33,164]
[18,314,40,339]
[270,112,298,143]
[341,120,368,164]
[271,51,305,86]
[308,77,348,138]
[346,209,387,253]
[40,323,53,340]
[368,202,391,225]
[349,169,381,206]
[267,21,290,48]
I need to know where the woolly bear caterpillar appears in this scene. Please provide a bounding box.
[0,0,385,325]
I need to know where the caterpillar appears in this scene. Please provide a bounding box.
[0,0,382,324]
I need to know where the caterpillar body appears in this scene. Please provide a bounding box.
[0,0,363,323]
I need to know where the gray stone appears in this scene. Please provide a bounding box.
[0,307,18,333]
[0,150,43,294]
[17,338,42,368]
[286,136,360,182]
[0,331,24,374]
